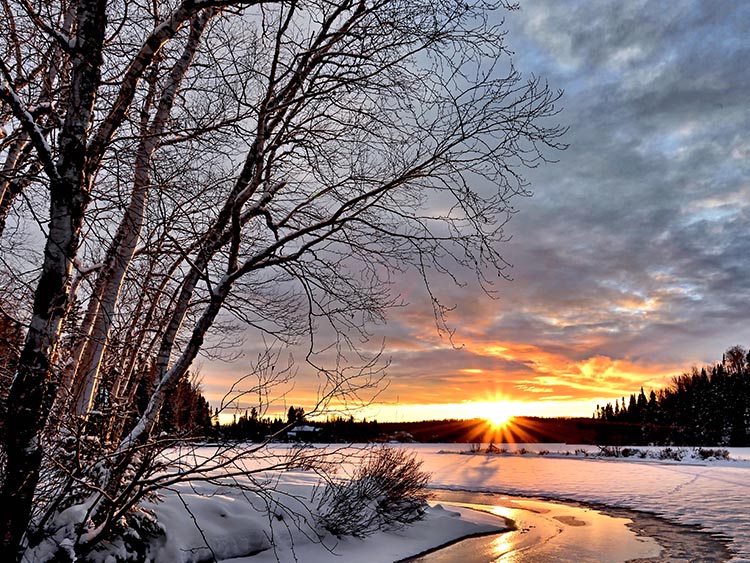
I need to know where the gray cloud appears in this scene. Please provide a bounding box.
[481,1,750,368]
[208,2,750,414]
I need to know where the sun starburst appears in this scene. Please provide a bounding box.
[478,402,514,429]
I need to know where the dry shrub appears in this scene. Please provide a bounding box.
[316,446,430,538]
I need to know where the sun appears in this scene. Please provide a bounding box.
[478,402,514,429]
[486,411,513,429]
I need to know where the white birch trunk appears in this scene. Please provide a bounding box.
[72,11,212,417]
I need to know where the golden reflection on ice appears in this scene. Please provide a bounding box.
[487,505,515,520]
[422,494,662,563]
[488,533,517,562]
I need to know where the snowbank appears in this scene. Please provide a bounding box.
[146,478,506,563]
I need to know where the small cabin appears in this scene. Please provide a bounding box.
[287,425,321,442]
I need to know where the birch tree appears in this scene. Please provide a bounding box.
[0,0,564,559]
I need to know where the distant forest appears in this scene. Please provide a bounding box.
[217,345,750,447]
[593,345,750,446]
[10,337,743,446]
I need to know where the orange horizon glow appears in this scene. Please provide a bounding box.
[202,332,704,425]
[481,408,514,430]
[214,397,627,426]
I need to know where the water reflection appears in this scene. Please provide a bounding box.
[487,534,516,562]
[407,492,661,563]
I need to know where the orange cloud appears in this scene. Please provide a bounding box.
[199,310,694,421]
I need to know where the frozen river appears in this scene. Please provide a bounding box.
[410,445,750,562]
[405,489,730,563]
[139,443,750,563]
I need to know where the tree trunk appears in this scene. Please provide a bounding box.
[0,1,106,558]
[72,11,212,418]
[0,137,30,238]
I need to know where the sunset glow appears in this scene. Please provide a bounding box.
[473,398,515,429]
[203,343,694,423]
[485,411,514,430]
[202,2,750,423]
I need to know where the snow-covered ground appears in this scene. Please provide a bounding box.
[138,443,750,563]
[415,443,750,562]
[145,466,506,563]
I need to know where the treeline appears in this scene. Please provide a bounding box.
[219,414,615,445]
[220,406,382,443]
[595,345,750,446]
[74,369,214,440]
[378,417,629,444]
[1,310,215,440]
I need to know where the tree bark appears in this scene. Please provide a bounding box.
[0,137,30,237]
[72,11,212,417]
[0,1,107,558]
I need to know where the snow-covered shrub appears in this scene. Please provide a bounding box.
[694,447,730,461]
[83,508,163,563]
[597,445,621,457]
[658,447,688,461]
[315,446,430,538]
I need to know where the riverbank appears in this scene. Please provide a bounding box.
[131,444,750,562]
[415,444,750,560]
[408,490,731,563]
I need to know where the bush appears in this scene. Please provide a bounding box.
[658,447,687,461]
[315,446,430,538]
[694,448,730,460]
[597,445,621,457]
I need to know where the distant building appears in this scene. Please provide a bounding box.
[376,430,415,443]
[287,425,321,442]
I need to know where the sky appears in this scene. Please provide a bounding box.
[205,1,750,422]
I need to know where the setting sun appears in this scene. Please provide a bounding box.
[478,402,514,429]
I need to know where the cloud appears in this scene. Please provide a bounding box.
[203,2,750,419]
[492,1,750,357]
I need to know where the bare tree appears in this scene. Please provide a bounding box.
[0,0,564,559]
[725,345,748,375]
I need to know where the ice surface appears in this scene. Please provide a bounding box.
[413,444,750,562]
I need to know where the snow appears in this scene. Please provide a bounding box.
[145,475,506,563]
[149,448,481,561]
[147,487,273,562]
[73,443,750,562]
[413,443,750,562]
[224,504,505,563]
